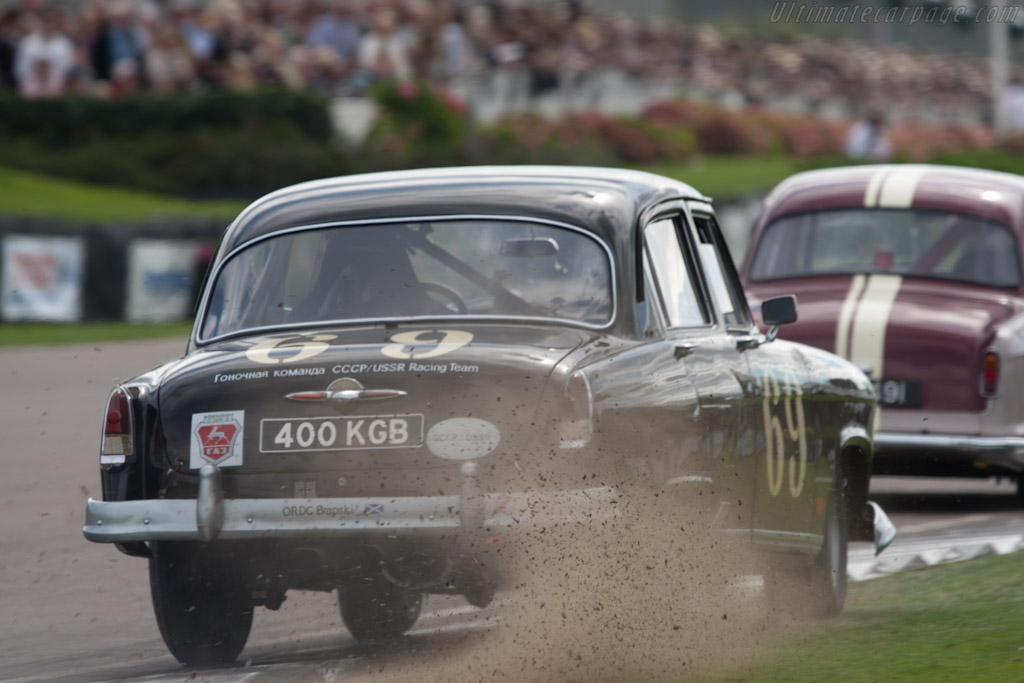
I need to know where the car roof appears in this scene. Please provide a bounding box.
[759,164,1024,230]
[217,166,707,254]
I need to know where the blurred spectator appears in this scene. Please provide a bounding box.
[215,2,259,57]
[490,24,524,68]
[108,55,142,96]
[174,0,216,61]
[845,111,893,162]
[1003,76,1024,135]
[172,0,221,85]
[15,10,75,97]
[91,0,147,85]
[438,6,471,82]
[464,3,496,72]
[307,44,348,96]
[0,0,1000,130]
[147,24,196,91]
[0,8,20,91]
[306,0,361,65]
[358,7,411,85]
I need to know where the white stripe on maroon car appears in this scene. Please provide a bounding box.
[835,273,867,358]
[849,275,902,381]
[863,167,889,207]
[877,165,927,208]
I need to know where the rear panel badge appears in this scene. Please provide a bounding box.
[426,418,500,460]
[190,410,245,468]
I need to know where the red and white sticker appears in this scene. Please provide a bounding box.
[190,410,245,468]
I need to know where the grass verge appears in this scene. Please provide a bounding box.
[0,166,244,223]
[637,156,804,202]
[695,552,1024,682]
[0,322,193,347]
[0,156,801,227]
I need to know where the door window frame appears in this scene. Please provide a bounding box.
[687,202,756,333]
[639,204,715,334]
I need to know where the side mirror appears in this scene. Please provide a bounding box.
[761,295,797,342]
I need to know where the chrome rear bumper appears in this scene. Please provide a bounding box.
[874,432,1024,472]
[84,465,618,543]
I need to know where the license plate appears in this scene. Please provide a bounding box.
[259,414,424,453]
[872,379,922,407]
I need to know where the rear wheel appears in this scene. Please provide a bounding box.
[149,542,253,666]
[339,576,423,643]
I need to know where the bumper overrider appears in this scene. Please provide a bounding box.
[874,432,1024,472]
[84,464,618,544]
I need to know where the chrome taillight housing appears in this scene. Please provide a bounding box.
[559,371,593,449]
[100,386,133,467]
[980,350,999,398]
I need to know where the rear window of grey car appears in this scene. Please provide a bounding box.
[749,208,1022,289]
[200,219,614,340]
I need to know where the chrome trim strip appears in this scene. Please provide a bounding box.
[750,528,822,553]
[194,215,619,346]
[83,487,619,543]
[874,432,1024,455]
[664,475,714,486]
[285,389,408,402]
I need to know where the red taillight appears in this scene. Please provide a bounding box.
[101,387,133,466]
[980,351,999,398]
[559,371,593,449]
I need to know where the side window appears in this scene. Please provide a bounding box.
[693,214,753,328]
[643,218,709,328]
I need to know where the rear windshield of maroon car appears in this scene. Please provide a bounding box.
[200,220,614,340]
[748,208,1021,288]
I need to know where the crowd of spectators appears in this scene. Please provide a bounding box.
[0,0,996,123]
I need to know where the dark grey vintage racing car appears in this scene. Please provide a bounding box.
[84,167,893,665]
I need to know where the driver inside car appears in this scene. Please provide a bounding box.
[294,227,451,321]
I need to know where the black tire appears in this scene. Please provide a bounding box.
[149,542,253,666]
[805,486,849,618]
[764,486,848,620]
[338,576,423,643]
[1017,477,1024,507]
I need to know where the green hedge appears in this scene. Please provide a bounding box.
[3,128,350,198]
[930,146,1024,176]
[0,89,334,144]
[0,90,347,197]
[0,85,1007,201]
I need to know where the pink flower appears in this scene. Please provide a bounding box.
[395,81,419,101]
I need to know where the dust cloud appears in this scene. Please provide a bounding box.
[306,488,798,683]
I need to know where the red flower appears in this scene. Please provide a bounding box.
[395,81,419,101]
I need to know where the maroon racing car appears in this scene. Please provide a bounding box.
[742,164,1024,503]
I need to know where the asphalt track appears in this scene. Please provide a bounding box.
[1,339,1021,683]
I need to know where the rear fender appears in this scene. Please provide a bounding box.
[838,423,873,542]
[101,384,150,503]
[101,383,159,559]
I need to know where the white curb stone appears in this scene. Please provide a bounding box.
[848,533,1024,582]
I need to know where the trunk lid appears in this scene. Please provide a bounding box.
[748,275,1019,413]
[158,325,591,498]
